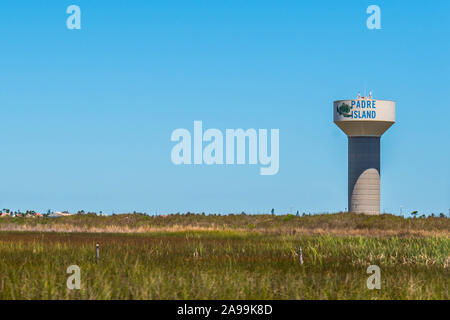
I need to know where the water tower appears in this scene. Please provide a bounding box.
[333,94,395,215]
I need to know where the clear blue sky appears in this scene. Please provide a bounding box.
[0,1,448,216]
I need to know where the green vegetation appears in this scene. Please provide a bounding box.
[0,213,448,299]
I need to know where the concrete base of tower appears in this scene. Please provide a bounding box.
[348,137,380,215]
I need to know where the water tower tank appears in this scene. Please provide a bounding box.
[333,96,395,215]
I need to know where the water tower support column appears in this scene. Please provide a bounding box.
[348,136,380,215]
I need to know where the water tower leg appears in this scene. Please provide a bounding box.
[348,137,380,215]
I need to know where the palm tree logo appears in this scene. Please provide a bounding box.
[337,103,353,118]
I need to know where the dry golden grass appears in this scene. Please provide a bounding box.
[0,223,448,238]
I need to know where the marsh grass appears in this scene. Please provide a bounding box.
[0,230,448,299]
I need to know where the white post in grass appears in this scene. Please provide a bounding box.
[96,243,100,262]
[299,246,303,266]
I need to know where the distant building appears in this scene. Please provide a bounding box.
[48,211,74,218]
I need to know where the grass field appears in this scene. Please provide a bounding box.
[0,213,448,299]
